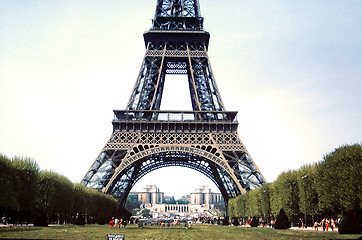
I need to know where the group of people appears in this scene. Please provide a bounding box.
[313,218,341,231]
[109,217,127,228]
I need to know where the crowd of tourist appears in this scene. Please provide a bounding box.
[109,217,127,228]
[230,216,344,231]
[312,218,341,231]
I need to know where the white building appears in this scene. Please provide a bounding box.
[135,185,164,204]
[190,185,223,205]
[137,185,223,218]
[147,203,215,218]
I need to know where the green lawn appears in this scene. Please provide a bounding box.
[0,224,360,240]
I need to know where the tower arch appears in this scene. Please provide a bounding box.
[102,146,246,205]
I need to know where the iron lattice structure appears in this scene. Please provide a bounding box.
[82,0,266,206]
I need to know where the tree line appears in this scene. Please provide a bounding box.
[228,143,361,226]
[0,155,118,226]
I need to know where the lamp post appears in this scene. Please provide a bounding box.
[301,175,307,228]
[243,197,246,225]
[73,187,78,225]
[263,190,268,224]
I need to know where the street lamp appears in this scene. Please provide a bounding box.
[243,197,246,225]
[263,190,268,224]
[302,175,307,228]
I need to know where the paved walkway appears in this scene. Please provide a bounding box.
[0,223,34,228]
[290,226,338,232]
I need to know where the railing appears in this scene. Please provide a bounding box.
[149,27,204,32]
[113,110,238,123]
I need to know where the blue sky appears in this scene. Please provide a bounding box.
[1,0,361,198]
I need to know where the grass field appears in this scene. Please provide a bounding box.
[0,224,361,240]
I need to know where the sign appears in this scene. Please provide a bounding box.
[107,234,125,240]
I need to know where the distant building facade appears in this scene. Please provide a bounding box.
[135,185,164,204]
[148,203,215,218]
[132,185,224,218]
[190,185,223,205]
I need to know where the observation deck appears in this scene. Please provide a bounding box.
[112,110,238,133]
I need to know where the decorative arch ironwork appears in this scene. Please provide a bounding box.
[101,148,245,205]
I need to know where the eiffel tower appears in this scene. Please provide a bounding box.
[82,0,266,206]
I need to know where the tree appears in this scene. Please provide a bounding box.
[260,184,271,219]
[235,195,246,220]
[227,198,237,218]
[86,188,118,224]
[247,188,262,217]
[316,144,362,214]
[1,153,121,225]
[164,196,176,204]
[35,171,55,226]
[298,165,319,222]
[125,195,141,215]
[224,143,361,230]
[11,157,39,223]
[270,183,281,217]
[141,209,151,218]
[270,170,299,218]
[0,155,17,214]
[35,171,73,225]
[52,174,73,224]
[72,184,87,225]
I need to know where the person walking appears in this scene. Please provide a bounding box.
[109,217,114,227]
[330,218,335,231]
[313,221,319,231]
[322,219,326,231]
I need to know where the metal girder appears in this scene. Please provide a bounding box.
[82,130,265,206]
[153,0,203,31]
[126,41,224,114]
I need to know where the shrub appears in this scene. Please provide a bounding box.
[250,217,259,227]
[34,211,48,226]
[118,206,133,222]
[231,217,239,226]
[222,216,229,225]
[338,211,361,234]
[274,208,291,229]
[75,214,85,225]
